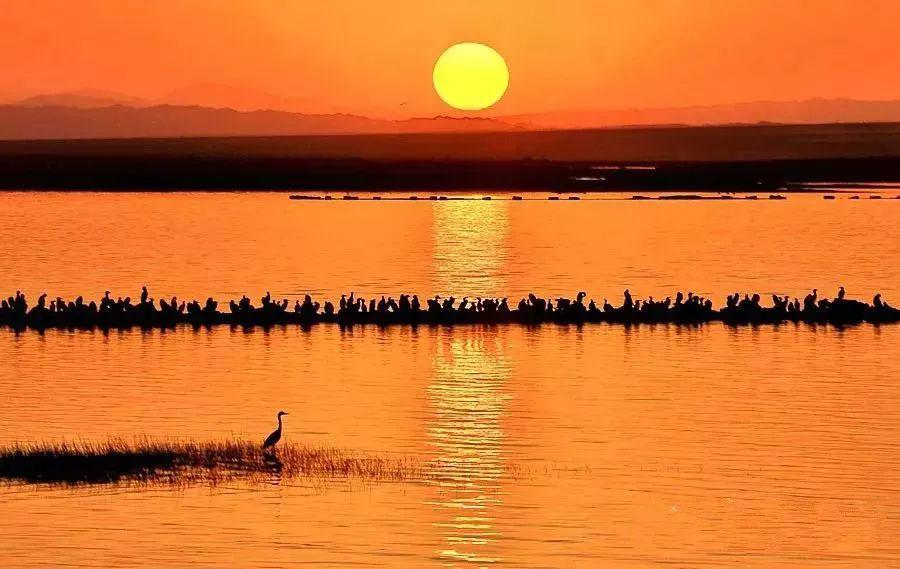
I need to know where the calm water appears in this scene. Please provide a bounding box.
[2,191,900,568]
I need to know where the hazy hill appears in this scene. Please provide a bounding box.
[16,89,145,109]
[505,99,900,130]
[6,94,900,141]
[0,104,515,140]
[160,83,370,117]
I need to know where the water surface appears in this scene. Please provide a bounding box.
[1,190,899,301]
[1,191,899,567]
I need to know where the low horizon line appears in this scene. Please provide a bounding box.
[7,92,900,123]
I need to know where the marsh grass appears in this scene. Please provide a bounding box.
[0,438,429,486]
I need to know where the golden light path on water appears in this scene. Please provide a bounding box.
[429,199,511,565]
[428,335,512,565]
[432,198,510,297]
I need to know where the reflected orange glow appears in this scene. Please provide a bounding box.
[3,192,900,302]
[3,324,899,565]
[432,199,510,297]
[427,334,511,565]
[3,194,900,565]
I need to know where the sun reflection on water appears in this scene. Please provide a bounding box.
[432,200,509,297]
[426,334,512,566]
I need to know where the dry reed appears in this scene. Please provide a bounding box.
[0,438,430,486]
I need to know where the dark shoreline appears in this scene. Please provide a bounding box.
[2,122,900,190]
[1,157,899,191]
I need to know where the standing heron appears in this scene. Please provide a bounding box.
[263,411,289,449]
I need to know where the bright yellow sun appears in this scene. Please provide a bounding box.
[433,42,509,111]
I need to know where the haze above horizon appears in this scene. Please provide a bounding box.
[3,0,899,120]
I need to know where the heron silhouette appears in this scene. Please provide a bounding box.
[262,411,289,449]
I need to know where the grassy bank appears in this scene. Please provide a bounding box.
[0,439,423,485]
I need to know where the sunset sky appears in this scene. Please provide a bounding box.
[3,0,900,118]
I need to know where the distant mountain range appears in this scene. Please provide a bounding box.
[506,98,900,130]
[0,104,512,140]
[15,89,146,110]
[3,91,900,140]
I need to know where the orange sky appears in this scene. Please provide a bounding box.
[2,0,899,118]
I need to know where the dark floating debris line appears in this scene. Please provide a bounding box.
[2,287,899,331]
[290,193,900,201]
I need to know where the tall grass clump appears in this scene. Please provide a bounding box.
[0,438,427,486]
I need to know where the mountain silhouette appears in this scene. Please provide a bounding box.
[505,98,900,129]
[0,104,516,140]
[16,89,146,110]
[6,94,900,140]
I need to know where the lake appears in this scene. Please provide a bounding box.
[1,191,899,567]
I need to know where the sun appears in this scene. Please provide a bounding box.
[433,43,509,111]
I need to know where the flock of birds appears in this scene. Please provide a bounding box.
[1,286,899,329]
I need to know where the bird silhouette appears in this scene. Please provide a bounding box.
[262,411,289,449]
